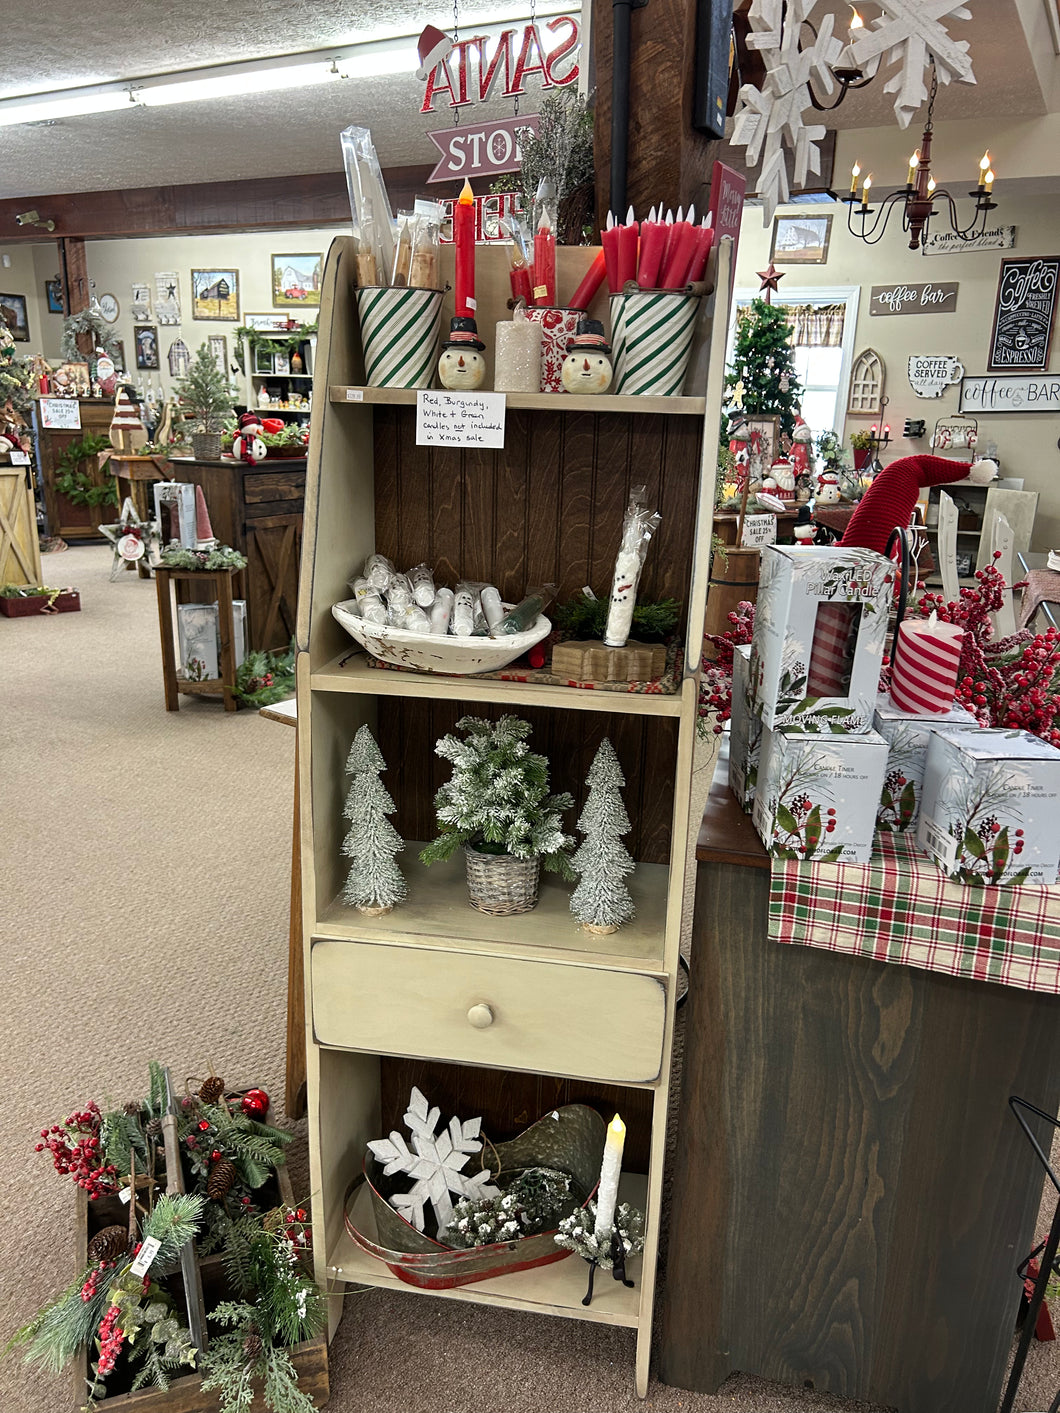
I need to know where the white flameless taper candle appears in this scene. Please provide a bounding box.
[594,1113,626,1238]
[850,162,861,194]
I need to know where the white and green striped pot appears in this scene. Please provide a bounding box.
[356,286,444,389]
[609,290,700,396]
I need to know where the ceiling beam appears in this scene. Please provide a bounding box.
[0,165,435,242]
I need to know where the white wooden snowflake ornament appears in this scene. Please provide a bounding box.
[367,1087,500,1232]
[849,1,976,129]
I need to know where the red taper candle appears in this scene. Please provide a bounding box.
[890,612,965,715]
[601,211,622,294]
[636,206,667,289]
[533,210,556,306]
[616,205,639,289]
[659,203,699,288]
[686,217,715,284]
[568,248,607,310]
[454,178,476,317]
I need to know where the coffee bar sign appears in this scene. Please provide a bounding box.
[870,282,959,316]
[960,374,1060,414]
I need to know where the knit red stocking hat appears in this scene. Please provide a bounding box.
[839,453,997,555]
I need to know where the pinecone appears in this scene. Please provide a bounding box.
[146,1117,162,1137]
[207,1158,238,1200]
[123,1101,142,1117]
[242,1330,263,1362]
[198,1076,226,1104]
[88,1225,130,1263]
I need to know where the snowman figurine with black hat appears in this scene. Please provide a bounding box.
[561,317,613,395]
[438,316,487,390]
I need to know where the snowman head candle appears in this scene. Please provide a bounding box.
[561,317,613,395]
[438,317,487,390]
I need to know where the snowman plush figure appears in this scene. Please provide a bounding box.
[438,317,487,390]
[561,317,613,395]
[231,411,267,465]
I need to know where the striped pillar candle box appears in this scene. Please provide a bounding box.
[355,286,444,389]
[749,545,895,733]
[873,696,977,834]
[917,727,1060,885]
[608,291,699,396]
[752,723,889,864]
[728,644,761,811]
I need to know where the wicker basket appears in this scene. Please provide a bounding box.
[190,431,222,461]
[465,846,540,916]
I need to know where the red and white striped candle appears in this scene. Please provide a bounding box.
[890,611,965,714]
[807,602,859,697]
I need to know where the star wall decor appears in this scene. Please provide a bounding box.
[757,262,785,301]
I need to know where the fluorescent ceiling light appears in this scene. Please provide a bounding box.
[0,88,134,128]
[138,62,341,106]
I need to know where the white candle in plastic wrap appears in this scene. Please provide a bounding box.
[604,547,643,647]
[358,589,387,625]
[494,312,542,393]
[480,585,505,630]
[386,573,414,609]
[363,553,395,591]
[453,585,477,636]
[593,1114,626,1239]
[428,587,455,635]
[401,604,431,632]
[409,563,436,607]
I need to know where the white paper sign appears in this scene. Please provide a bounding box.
[907,355,964,398]
[39,398,82,430]
[922,225,1016,256]
[960,374,1060,413]
[740,514,777,547]
[416,390,506,448]
[8,449,30,465]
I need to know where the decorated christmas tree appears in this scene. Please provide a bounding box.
[0,325,34,415]
[342,725,406,915]
[724,297,802,438]
[570,739,635,934]
[174,341,235,433]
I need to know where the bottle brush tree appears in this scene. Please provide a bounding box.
[724,297,803,438]
[570,738,635,933]
[342,724,406,915]
[420,715,575,876]
[175,341,235,433]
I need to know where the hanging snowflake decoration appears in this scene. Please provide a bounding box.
[367,1087,500,1233]
[730,0,976,222]
[849,1,975,129]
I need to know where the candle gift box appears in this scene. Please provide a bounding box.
[153,481,197,549]
[917,726,1060,885]
[176,599,247,679]
[873,695,977,834]
[749,545,894,733]
[752,723,889,863]
[728,644,761,811]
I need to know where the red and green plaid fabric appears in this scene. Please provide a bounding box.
[769,833,1060,993]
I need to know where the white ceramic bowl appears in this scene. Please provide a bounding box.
[331,599,552,675]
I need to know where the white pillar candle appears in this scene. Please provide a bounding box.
[494,313,542,393]
[594,1113,626,1239]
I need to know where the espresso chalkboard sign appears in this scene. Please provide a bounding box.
[987,256,1060,372]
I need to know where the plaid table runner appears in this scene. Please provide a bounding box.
[769,832,1060,993]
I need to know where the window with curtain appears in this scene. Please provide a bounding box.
[782,303,846,347]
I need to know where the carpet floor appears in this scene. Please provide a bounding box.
[1,544,1057,1413]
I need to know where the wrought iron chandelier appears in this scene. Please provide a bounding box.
[842,61,998,249]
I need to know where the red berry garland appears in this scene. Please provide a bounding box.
[699,600,756,734]
[96,1305,125,1376]
[34,1101,120,1197]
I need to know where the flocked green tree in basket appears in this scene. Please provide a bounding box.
[421,715,574,917]
[175,342,236,461]
[724,297,802,438]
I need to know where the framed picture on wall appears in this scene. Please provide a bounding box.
[191,269,240,322]
[0,293,30,342]
[134,325,160,370]
[745,415,781,465]
[987,256,1060,372]
[207,334,227,375]
[271,253,323,308]
[44,278,64,314]
[254,344,274,375]
[770,214,832,265]
[246,312,292,332]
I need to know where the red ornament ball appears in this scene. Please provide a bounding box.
[240,1088,270,1121]
[211,1150,223,1162]
[197,1119,211,1132]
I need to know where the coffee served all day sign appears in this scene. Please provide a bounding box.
[870,282,959,316]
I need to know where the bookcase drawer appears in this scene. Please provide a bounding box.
[311,938,667,1085]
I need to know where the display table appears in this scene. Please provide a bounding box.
[155,565,240,712]
[658,742,1060,1413]
[167,455,305,652]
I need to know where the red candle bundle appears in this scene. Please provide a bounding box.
[453,178,475,316]
[659,204,699,289]
[616,205,639,289]
[686,216,715,284]
[568,249,607,311]
[890,612,965,714]
[636,206,667,289]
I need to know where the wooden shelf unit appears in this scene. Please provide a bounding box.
[296,234,731,1397]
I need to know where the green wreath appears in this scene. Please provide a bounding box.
[53,434,117,508]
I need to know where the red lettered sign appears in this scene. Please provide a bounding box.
[427,115,539,183]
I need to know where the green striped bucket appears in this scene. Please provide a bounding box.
[609,291,700,396]
[356,286,444,389]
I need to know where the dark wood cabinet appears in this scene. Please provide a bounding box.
[168,456,304,653]
[36,399,115,540]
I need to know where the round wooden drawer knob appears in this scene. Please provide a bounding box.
[467,1003,494,1029]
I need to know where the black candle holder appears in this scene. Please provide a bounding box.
[581,1228,636,1306]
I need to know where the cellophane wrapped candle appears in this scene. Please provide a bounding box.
[350,577,387,625]
[386,572,414,609]
[428,587,455,635]
[604,487,661,647]
[480,585,505,629]
[453,583,478,636]
[409,563,436,607]
[494,309,542,392]
[493,586,554,636]
[363,553,395,591]
[340,126,396,286]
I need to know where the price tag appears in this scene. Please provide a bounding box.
[533,286,548,300]
[119,1186,132,1204]
[740,513,777,548]
[9,450,29,465]
[130,1236,161,1277]
[39,397,82,430]
[466,297,477,310]
[345,388,364,402]
[416,390,506,449]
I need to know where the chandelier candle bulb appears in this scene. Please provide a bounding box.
[593,1114,626,1239]
[985,169,995,193]
[979,151,991,185]
[850,162,861,195]
[908,151,920,185]
[861,174,872,205]
[890,610,965,715]
[454,179,476,317]
[616,206,639,289]
[636,208,668,289]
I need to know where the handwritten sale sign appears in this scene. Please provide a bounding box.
[416,390,506,448]
[869,282,959,316]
